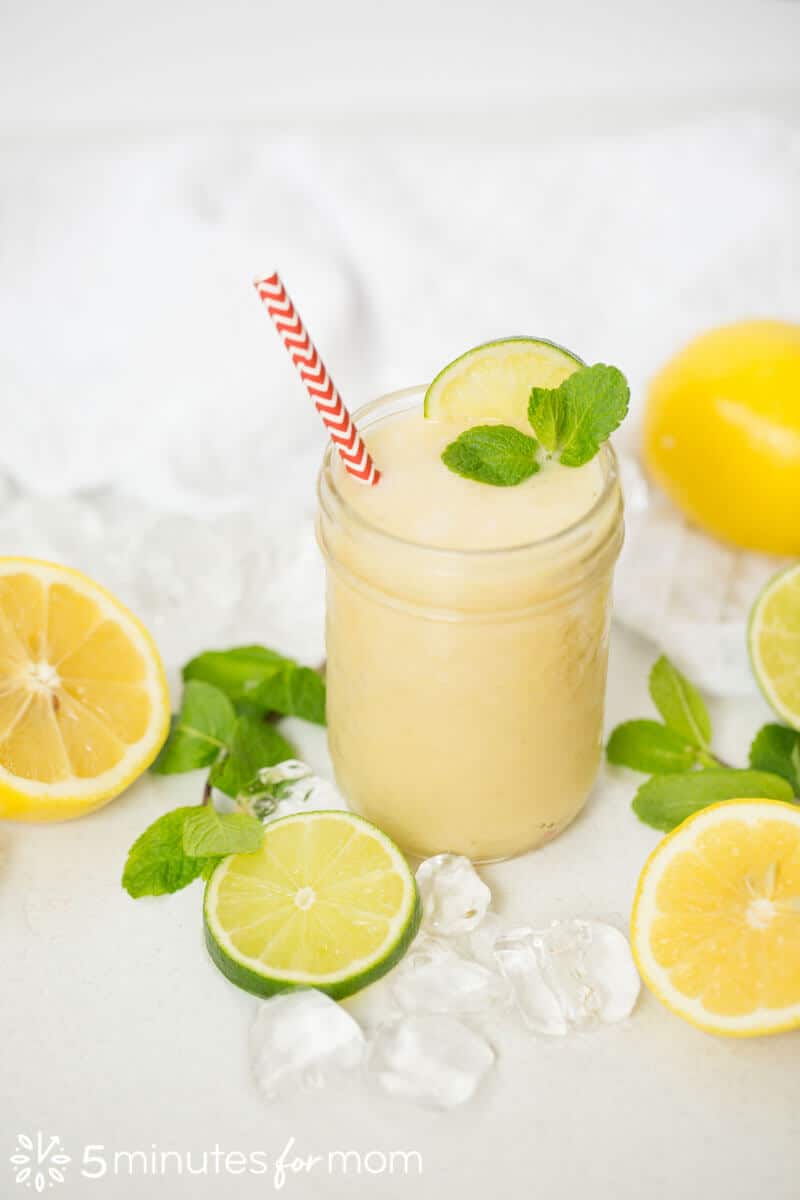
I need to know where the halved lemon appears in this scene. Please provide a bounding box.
[204,810,421,999]
[424,337,582,423]
[0,558,170,821]
[749,563,800,729]
[632,798,800,1036]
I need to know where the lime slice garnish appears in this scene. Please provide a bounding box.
[204,810,421,999]
[424,337,582,423]
[749,564,800,729]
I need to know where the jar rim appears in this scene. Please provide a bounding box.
[317,384,622,562]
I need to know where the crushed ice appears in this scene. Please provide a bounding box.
[247,791,641,1109]
[250,990,365,1100]
[415,854,491,935]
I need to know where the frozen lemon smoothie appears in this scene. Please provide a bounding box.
[317,340,626,860]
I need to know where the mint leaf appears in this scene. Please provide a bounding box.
[606,720,698,774]
[182,807,263,857]
[749,724,800,794]
[526,386,566,453]
[648,656,711,750]
[250,664,326,726]
[122,807,220,897]
[151,681,236,775]
[183,646,287,706]
[209,716,295,799]
[528,364,629,467]
[632,769,793,833]
[441,425,540,487]
[183,646,326,725]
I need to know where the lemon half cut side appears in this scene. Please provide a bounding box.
[632,798,800,1037]
[0,558,170,821]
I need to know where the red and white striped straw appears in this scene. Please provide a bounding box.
[253,272,381,486]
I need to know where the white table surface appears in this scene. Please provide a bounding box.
[2,7,798,1192]
[4,619,797,1200]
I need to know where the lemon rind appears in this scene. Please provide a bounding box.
[632,797,800,1037]
[0,557,170,815]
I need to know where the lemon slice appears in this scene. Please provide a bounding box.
[204,810,421,999]
[0,558,170,821]
[424,337,582,423]
[632,798,800,1037]
[749,563,800,728]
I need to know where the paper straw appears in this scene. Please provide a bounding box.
[253,272,381,485]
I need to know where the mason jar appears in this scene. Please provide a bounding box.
[316,386,624,862]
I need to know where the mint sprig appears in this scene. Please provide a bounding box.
[124,641,326,899]
[528,364,629,467]
[122,807,222,897]
[632,769,794,833]
[209,717,295,799]
[749,724,800,792]
[441,426,540,487]
[183,645,326,725]
[441,362,629,486]
[607,654,799,831]
[182,806,264,857]
[648,656,713,754]
[606,720,698,775]
[151,681,236,775]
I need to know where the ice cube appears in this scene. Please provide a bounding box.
[250,990,365,1100]
[493,928,568,1036]
[390,936,509,1016]
[415,855,491,936]
[238,762,348,823]
[459,911,507,969]
[494,919,640,1036]
[270,774,346,819]
[368,1015,495,1109]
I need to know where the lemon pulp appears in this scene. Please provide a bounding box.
[0,558,169,820]
[633,799,800,1036]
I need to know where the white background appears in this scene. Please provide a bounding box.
[2,2,799,1198]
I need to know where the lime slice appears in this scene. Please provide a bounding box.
[204,810,421,999]
[749,564,800,728]
[424,337,582,423]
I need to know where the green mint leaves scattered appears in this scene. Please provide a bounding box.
[121,804,265,898]
[749,724,800,793]
[184,645,326,725]
[606,720,699,775]
[151,681,236,775]
[528,364,629,467]
[442,363,629,486]
[632,769,794,833]
[607,654,800,832]
[607,656,715,775]
[124,642,325,899]
[209,717,294,799]
[648,656,712,753]
[122,807,221,898]
[441,426,540,487]
[182,806,264,857]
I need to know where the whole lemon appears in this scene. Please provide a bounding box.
[643,320,800,555]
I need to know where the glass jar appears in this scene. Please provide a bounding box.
[316,386,624,862]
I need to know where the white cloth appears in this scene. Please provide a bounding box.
[1,114,797,677]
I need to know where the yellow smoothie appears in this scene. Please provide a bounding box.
[317,387,624,861]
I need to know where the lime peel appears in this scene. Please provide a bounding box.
[204,809,421,1000]
[749,563,800,730]
[424,337,582,425]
